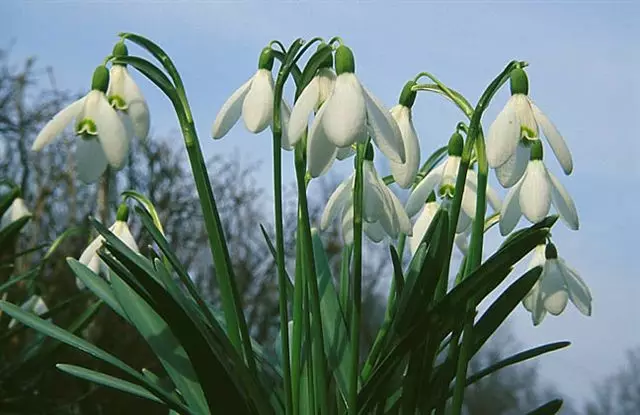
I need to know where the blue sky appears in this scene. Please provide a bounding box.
[3,0,639,408]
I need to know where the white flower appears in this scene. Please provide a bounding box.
[1,197,31,229]
[523,243,592,326]
[486,68,572,182]
[78,206,139,289]
[499,142,578,236]
[32,66,129,184]
[107,64,150,141]
[288,67,336,143]
[8,295,49,329]
[302,45,405,178]
[321,158,411,244]
[389,105,420,189]
[405,136,502,235]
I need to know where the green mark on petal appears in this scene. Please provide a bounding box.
[439,184,455,199]
[510,68,529,96]
[91,65,110,93]
[521,125,537,139]
[258,47,274,71]
[335,45,355,75]
[76,119,98,137]
[109,95,128,111]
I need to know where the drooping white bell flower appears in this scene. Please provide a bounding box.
[212,47,291,147]
[321,145,411,244]
[8,295,49,329]
[78,204,139,289]
[523,243,592,326]
[107,42,150,141]
[389,80,421,189]
[32,66,129,183]
[487,67,573,182]
[304,45,405,178]
[1,196,31,229]
[405,133,502,234]
[499,141,578,236]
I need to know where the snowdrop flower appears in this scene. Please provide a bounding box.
[321,145,411,244]
[1,195,31,229]
[78,204,139,289]
[405,133,502,234]
[487,67,572,186]
[32,66,129,183]
[389,80,421,188]
[523,243,592,326]
[212,46,291,147]
[107,42,150,141]
[303,45,405,177]
[8,295,49,329]
[499,141,578,236]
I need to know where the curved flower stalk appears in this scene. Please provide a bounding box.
[487,67,573,186]
[405,132,502,235]
[321,146,411,244]
[499,141,578,235]
[0,196,30,229]
[389,80,421,188]
[107,42,150,141]
[32,66,129,183]
[212,46,292,147]
[298,44,405,177]
[78,204,139,289]
[523,243,592,326]
[8,295,49,329]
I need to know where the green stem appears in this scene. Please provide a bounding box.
[339,244,353,325]
[349,144,365,414]
[292,225,305,413]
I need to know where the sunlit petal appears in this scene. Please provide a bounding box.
[362,87,405,163]
[519,161,551,224]
[76,137,108,184]
[212,77,253,139]
[389,105,420,188]
[32,97,86,151]
[405,164,444,217]
[288,76,320,146]
[321,176,354,230]
[495,142,530,188]
[322,74,367,147]
[307,102,339,177]
[531,101,573,175]
[548,171,579,230]
[487,97,519,168]
[499,177,524,235]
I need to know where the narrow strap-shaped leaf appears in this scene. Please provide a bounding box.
[259,223,294,299]
[112,56,178,104]
[57,364,164,404]
[122,190,166,234]
[0,216,31,247]
[0,187,19,217]
[526,399,563,415]
[389,246,404,295]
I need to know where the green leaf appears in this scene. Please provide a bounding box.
[464,341,570,387]
[0,268,39,294]
[311,228,352,404]
[0,216,31,248]
[298,46,333,96]
[0,300,190,414]
[67,258,128,320]
[259,223,295,300]
[112,56,178,104]
[122,191,166,235]
[56,364,164,404]
[109,268,209,414]
[44,226,85,260]
[0,187,19,218]
[389,245,404,295]
[526,399,563,415]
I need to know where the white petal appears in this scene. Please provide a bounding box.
[527,244,547,270]
[405,164,445,217]
[363,162,388,223]
[316,68,336,107]
[531,291,548,326]
[548,171,579,230]
[32,96,86,151]
[460,180,478,220]
[288,76,320,146]
[321,176,354,230]
[456,211,472,234]
[87,91,128,170]
[122,68,150,140]
[79,234,106,274]
[519,161,551,224]
[559,259,592,316]
[514,95,538,138]
[540,260,569,315]
[364,221,387,243]
[341,203,354,245]
[321,73,367,148]
[386,185,412,235]
[499,178,524,235]
[76,137,108,183]
[408,202,439,255]
[32,296,49,316]
[465,169,502,212]
[441,156,460,189]
[362,87,405,163]
[307,102,339,177]
[107,65,126,98]
[530,101,573,175]
[454,229,470,255]
[336,146,356,160]
[389,105,420,188]
[278,101,296,150]
[495,142,530,188]
[9,198,31,222]
[113,221,139,253]
[242,69,274,134]
[487,97,519,168]
[212,77,253,139]
[522,282,539,312]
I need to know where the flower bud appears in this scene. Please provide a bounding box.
[447,132,464,157]
[510,68,529,96]
[530,140,543,161]
[116,203,130,222]
[545,242,558,259]
[335,45,355,75]
[258,47,274,71]
[398,80,417,108]
[91,65,110,93]
[112,41,128,58]
[317,43,334,69]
